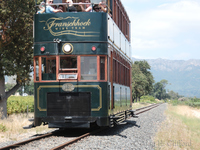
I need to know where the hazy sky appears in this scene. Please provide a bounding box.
[122,0,200,60]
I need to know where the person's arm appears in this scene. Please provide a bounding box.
[53,9,63,13]
[99,2,107,12]
[79,2,85,12]
[85,6,92,12]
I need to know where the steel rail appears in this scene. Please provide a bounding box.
[0,130,58,150]
[134,103,162,115]
[51,127,107,150]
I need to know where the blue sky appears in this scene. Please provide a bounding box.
[122,0,200,60]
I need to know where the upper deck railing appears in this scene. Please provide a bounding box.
[35,0,110,14]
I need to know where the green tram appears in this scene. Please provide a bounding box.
[32,0,132,128]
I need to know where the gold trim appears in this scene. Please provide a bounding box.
[37,85,102,112]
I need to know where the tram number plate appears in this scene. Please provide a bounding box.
[58,74,77,79]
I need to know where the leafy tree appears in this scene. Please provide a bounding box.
[0,0,35,118]
[168,90,181,100]
[153,79,169,100]
[132,61,154,102]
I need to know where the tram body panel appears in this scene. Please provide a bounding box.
[32,1,132,128]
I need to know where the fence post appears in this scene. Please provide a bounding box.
[27,105,29,117]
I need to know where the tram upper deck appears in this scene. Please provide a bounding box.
[34,0,132,60]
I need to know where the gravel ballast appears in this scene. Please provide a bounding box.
[0,103,167,150]
[66,103,167,150]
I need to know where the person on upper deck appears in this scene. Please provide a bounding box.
[99,1,107,13]
[58,5,64,12]
[37,2,45,14]
[93,4,101,12]
[79,0,92,12]
[46,0,63,13]
[66,0,77,12]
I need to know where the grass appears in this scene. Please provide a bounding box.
[132,95,164,110]
[154,104,200,150]
[0,112,53,143]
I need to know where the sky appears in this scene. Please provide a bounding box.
[122,0,200,60]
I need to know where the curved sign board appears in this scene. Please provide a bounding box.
[34,13,107,42]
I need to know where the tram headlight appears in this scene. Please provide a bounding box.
[62,43,73,54]
[64,44,71,52]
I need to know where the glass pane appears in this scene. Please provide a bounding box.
[35,58,39,81]
[100,57,105,80]
[81,56,97,80]
[42,57,56,80]
[60,56,77,69]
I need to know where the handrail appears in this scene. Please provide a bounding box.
[36,2,110,13]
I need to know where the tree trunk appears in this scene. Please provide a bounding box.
[0,77,7,119]
[0,76,21,119]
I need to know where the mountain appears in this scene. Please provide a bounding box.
[132,58,200,98]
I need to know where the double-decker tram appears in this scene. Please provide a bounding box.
[31,0,132,128]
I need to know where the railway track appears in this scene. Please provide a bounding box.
[0,103,163,150]
[133,103,162,115]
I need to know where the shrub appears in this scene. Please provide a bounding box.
[140,95,157,103]
[7,96,34,115]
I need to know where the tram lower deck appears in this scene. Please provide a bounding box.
[34,82,131,128]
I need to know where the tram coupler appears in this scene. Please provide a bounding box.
[129,110,139,118]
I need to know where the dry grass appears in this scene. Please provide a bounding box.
[132,102,150,110]
[0,113,52,143]
[154,104,200,150]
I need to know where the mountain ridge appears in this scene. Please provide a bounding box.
[132,58,200,98]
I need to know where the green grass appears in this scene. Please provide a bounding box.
[168,99,200,109]
[0,123,7,132]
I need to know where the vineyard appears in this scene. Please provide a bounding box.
[7,96,34,115]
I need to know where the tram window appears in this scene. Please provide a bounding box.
[81,56,97,80]
[35,58,39,81]
[100,57,105,80]
[41,57,56,80]
[60,56,77,70]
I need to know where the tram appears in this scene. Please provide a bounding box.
[30,0,132,128]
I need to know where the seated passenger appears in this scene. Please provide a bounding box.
[52,5,57,9]
[46,0,63,13]
[93,4,101,12]
[66,0,77,12]
[58,5,64,12]
[79,0,92,12]
[37,2,45,14]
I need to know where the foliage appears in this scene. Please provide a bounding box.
[0,0,35,81]
[7,96,34,115]
[168,98,200,109]
[152,79,169,100]
[0,123,7,132]
[6,81,34,95]
[140,95,157,103]
[132,60,154,102]
[0,0,35,118]
[5,83,13,92]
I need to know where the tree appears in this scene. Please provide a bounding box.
[132,60,154,102]
[168,90,181,100]
[153,79,169,100]
[0,0,35,118]
[17,81,34,95]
